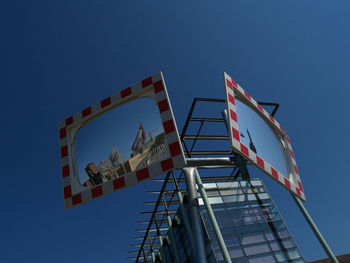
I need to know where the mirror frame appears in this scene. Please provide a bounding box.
[58,72,186,209]
[224,72,305,201]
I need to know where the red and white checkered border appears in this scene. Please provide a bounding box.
[224,72,305,201]
[58,72,187,209]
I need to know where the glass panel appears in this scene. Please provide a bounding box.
[236,99,288,176]
[250,180,263,186]
[221,189,238,196]
[243,243,270,256]
[217,182,239,188]
[257,193,269,200]
[208,196,223,204]
[248,254,276,263]
[223,195,237,203]
[265,232,275,241]
[286,248,301,260]
[237,194,246,202]
[274,251,286,262]
[203,183,217,189]
[269,242,280,251]
[241,232,265,245]
[228,247,244,258]
[247,194,257,201]
[206,190,220,197]
[75,97,166,192]
[240,181,247,187]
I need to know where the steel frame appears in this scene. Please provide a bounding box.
[130,98,280,262]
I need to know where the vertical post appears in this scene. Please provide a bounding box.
[170,172,197,254]
[291,194,339,263]
[148,235,156,263]
[162,195,182,263]
[194,168,232,263]
[155,219,167,263]
[183,167,208,263]
[142,248,147,263]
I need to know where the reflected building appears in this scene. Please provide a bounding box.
[83,133,166,186]
[98,159,114,170]
[84,163,104,186]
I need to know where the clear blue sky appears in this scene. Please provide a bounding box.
[1,1,350,262]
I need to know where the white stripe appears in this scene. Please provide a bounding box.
[152,72,162,83]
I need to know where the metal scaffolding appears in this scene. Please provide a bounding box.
[128,98,281,262]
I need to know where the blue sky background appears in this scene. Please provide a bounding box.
[1,1,350,262]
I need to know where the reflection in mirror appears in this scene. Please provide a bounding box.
[235,99,288,176]
[74,97,167,192]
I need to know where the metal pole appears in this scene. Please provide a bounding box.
[170,172,197,254]
[194,168,232,263]
[148,235,156,263]
[155,219,167,263]
[291,194,339,263]
[162,195,182,263]
[183,167,208,263]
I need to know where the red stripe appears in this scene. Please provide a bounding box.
[59,127,67,139]
[154,80,164,93]
[120,87,132,98]
[271,167,278,179]
[296,187,301,197]
[100,97,111,108]
[226,79,233,90]
[163,120,175,134]
[62,165,70,178]
[280,124,284,133]
[286,136,291,144]
[113,177,125,190]
[65,116,73,126]
[232,127,240,142]
[298,181,304,192]
[142,77,153,88]
[290,150,295,159]
[257,156,264,169]
[257,104,264,113]
[82,107,92,118]
[169,141,181,157]
[294,165,299,175]
[240,143,249,157]
[136,168,150,181]
[231,78,238,88]
[72,194,82,206]
[158,99,169,113]
[244,91,251,100]
[269,114,275,123]
[284,178,291,189]
[228,94,235,105]
[60,145,68,158]
[230,109,237,122]
[64,185,72,199]
[91,185,103,198]
[161,158,174,172]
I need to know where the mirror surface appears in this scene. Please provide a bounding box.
[235,99,288,176]
[74,97,167,191]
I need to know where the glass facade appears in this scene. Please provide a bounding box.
[156,178,305,263]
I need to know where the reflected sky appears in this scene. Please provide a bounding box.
[75,97,164,185]
[235,99,288,176]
